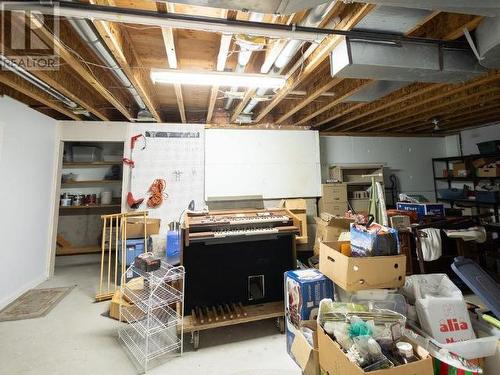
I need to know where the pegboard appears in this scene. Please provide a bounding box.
[125,124,205,233]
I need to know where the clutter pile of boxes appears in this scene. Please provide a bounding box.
[285,215,497,375]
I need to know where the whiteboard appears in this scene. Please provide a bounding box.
[205,129,321,199]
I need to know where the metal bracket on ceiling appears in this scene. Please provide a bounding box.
[463,27,485,62]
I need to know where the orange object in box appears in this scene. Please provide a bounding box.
[340,242,351,256]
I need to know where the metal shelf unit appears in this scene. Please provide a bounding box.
[432,152,500,223]
[119,260,185,373]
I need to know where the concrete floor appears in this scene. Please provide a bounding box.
[0,255,300,375]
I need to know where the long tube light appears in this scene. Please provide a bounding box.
[150,69,286,89]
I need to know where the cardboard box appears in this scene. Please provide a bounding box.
[314,217,354,255]
[350,199,369,213]
[126,218,161,239]
[280,199,308,245]
[290,321,319,375]
[321,184,348,203]
[285,269,334,356]
[319,241,406,291]
[318,200,348,216]
[396,202,444,219]
[405,274,476,344]
[317,325,434,375]
[109,290,133,321]
[452,162,469,177]
[476,163,500,177]
[472,157,495,168]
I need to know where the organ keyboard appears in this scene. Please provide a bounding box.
[184,208,301,244]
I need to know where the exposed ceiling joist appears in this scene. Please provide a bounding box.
[251,3,375,123]
[320,83,442,131]
[27,15,136,121]
[294,11,482,130]
[293,79,371,126]
[158,2,186,123]
[90,0,162,122]
[207,9,231,123]
[367,86,500,133]
[0,71,80,120]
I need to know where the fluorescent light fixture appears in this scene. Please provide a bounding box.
[150,69,285,89]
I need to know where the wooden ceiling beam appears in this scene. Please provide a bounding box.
[292,79,371,126]
[28,16,136,121]
[0,71,80,120]
[367,86,500,133]
[208,9,231,123]
[90,0,162,122]
[342,72,500,132]
[427,112,500,135]
[251,3,374,123]
[318,83,441,131]
[238,3,344,124]
[158,2,186,123]
[410,102,500,133]
[1,16,111,120]
[315,13,484,132]
[228,10,308,123]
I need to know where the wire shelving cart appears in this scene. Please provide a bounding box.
[118,259,185,372]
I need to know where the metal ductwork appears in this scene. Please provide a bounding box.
[343,80,409,102]
[344,1,500,17]
[159,0,331,15]
[69,19,148,114]
[240,1,337,118]
[224,13,265,110]
[330,37,487,83]
[475,15,500,68]
[0,54,91,116]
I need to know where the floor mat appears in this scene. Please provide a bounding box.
[0,286,75,321]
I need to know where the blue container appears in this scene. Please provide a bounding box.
[166,230,181,265]
[475,191,499,203]
[284,269,334,355]
[438,188,466,200]
[118,238,148,266]
[396,202,445,219]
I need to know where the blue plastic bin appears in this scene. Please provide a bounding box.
[118,238,150,265]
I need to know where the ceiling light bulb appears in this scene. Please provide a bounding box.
[150,69,285,89]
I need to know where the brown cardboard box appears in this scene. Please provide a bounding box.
[109,290,133,321]
[319,241,406,291]
[318,200,348,216]
[452,162,469,177]
[321,184,348,203]
[314,217,354,255]
[317,325,433,375]
[290,321,319,375]
[476,163,500,177]
[472,157,495,168]
[126,218,161,239]
[280,199,308,245]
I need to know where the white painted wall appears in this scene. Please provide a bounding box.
[457,122,500,155]
[320,136,447,201]
[0,97,58,308]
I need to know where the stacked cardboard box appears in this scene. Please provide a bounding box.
[318,183,348,216]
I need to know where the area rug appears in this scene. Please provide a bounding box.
[0,286,75,321]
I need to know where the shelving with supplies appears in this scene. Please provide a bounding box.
[432,152,499,222]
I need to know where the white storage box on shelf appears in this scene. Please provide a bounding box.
[118,259,185,372]
[71,146,103,163]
